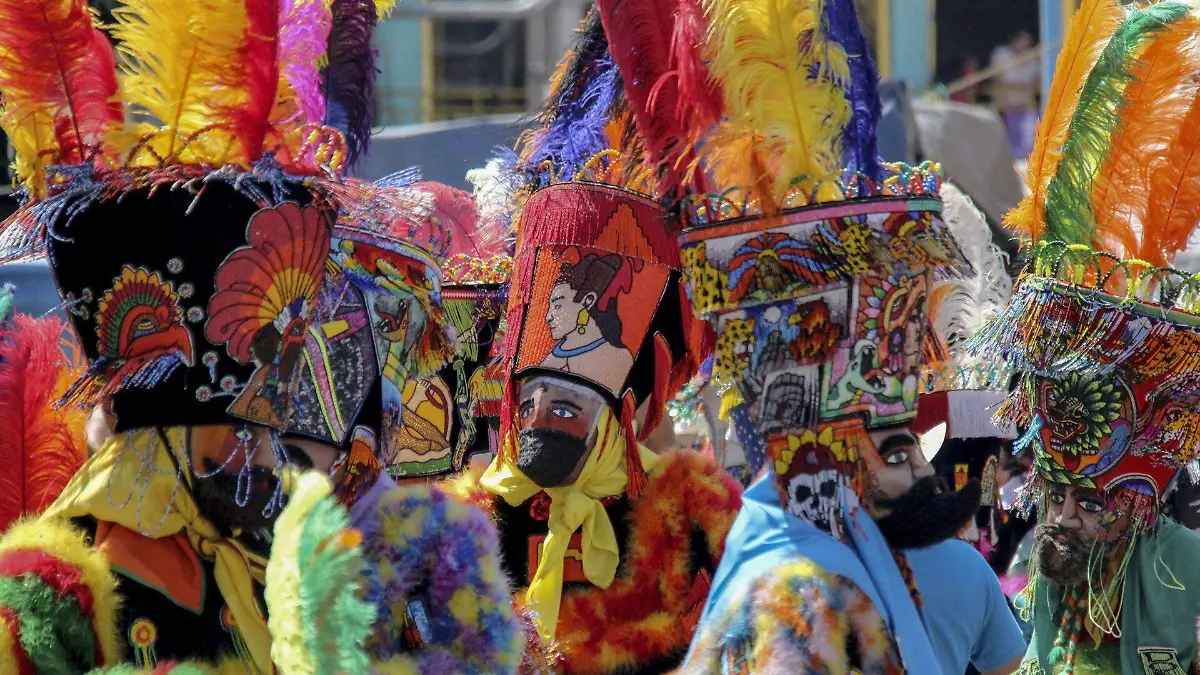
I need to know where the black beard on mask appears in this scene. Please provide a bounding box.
[874,476,982,549]
[190,460,281,555]
[1035,523,1091,587]
[517,428,591,488]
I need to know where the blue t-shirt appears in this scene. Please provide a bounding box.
[906,540,1027,674]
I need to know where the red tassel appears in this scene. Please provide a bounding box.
[498,376,519,465]
[639,333,673,443]
[621,392,649,499]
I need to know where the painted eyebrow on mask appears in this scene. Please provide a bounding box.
[550,398,584,413]
[877,434,915,456]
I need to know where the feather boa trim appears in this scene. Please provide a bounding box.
[0,518,121,673]
[680,560,903,674]
[506,450,742,674]
[358,483,524,674]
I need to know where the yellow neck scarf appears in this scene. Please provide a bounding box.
[44,427,273,673]
[480,410,659,642]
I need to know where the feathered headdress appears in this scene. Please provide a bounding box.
[970,0,1200,510]
[0,0,447,429]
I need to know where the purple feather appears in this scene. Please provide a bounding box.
[280,0,334,125]
[324,0,380,168]
[521,8,622,187]
[823,0,882,181]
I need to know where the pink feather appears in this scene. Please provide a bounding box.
[279,0,334,125]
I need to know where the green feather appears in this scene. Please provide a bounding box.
[1042,2,1190,247]
[0,575,96,675]
[443,297,481,361]
[0,284,14,324]
[297,496,375,674]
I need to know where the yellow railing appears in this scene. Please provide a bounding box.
[377,87,527,125]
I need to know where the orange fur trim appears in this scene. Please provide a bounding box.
[546,450,742,674]
[439,464,497,517]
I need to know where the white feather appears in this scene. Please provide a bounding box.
[935,183,1014,388]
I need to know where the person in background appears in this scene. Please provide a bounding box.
[1166,469,1200,533]
[904,184,1025,675]
[989,29,1040,158]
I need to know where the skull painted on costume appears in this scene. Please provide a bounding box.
[786,468,844,532]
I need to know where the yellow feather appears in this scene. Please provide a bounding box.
[375,0,396,18]
[108,0,251,166]
[3,102,55,195]
[701,0,850,203]
[1006,0,1123,241]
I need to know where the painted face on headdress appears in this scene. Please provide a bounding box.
[517,246,666,398]
[508,183,694,412]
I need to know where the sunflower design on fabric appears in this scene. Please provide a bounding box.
[1045,373,1124,460]
[775,427,857,475]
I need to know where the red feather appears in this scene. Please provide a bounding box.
[236,0,282,163]
[0,0,121,165]
[666,0,723,187]
[0,315,87,532]
[595,0,694,201]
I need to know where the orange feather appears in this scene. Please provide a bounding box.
[1006,0,1123,242]
[1144,95,1200,268]
[1091,16,1199,262]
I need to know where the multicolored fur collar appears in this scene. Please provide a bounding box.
[451,450,742,674]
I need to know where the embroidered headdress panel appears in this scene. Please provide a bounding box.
[508,183,683,406]
[649,0,968,517]
[0,0,444,443]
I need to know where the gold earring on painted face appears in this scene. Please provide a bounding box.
[576,308,589,334]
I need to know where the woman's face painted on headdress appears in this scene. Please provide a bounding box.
[516,376,608,487]
[546,282,593,342]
